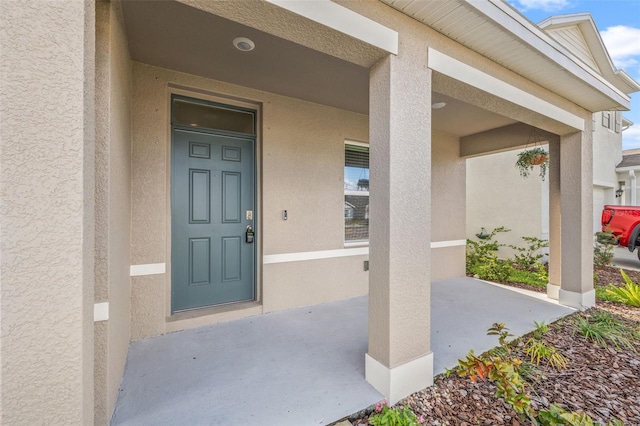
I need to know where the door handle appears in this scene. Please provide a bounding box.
[245,225,254,244]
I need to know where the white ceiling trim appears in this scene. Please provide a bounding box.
[266,0,398,54]
[428,48,584,131]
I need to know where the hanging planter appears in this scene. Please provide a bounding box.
[515,147,549,180]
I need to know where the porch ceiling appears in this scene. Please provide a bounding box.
[121,0,369,114]
[120,0,516,137]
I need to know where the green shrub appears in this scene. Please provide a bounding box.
[466,227,510,273]
[593,235,615,267]
[475,256,513,282]
[507,265,548,288]
[509,236,549,271]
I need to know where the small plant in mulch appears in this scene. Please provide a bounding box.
[456,321,629,425]
[572,310,635,350]
[367,400,424,426]
[603,270,640,307]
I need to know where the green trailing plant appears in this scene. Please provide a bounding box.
[516,147,549,180]
[572,311,634,350]
[509,237,549,271]
[604,270,640,307]
[368,400,424,426]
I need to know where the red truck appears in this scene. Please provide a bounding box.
[600,205,640,259]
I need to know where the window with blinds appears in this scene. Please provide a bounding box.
[344,142,369,242]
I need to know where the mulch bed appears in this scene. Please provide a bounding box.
[341,266,640,426]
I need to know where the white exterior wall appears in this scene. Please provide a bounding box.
[593,111,623,229]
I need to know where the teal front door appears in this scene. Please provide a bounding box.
[171,128,255,312]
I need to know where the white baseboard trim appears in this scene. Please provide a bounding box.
[430,239,466,249]
[263,248,368,264]
[547,283,560,300]
[365,352,433,405]
[130,263,166,277]
[263,240,465,265]
[559,289,596,309]
[94,302,109,322]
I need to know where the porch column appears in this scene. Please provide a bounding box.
[559,125,595,308]
[0,0,95,423]
[366,52,433,404]
[547,140,561,299]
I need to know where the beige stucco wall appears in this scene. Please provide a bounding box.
[0,0,95,423]
[431,130,466,280]
[94,1,132,424]
[130,62,369,339]
[466,148,545,257]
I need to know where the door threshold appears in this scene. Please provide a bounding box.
[165,300,263,334]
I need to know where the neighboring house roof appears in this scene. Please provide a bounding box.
[379,0,632,112]
[616,151,640,168]
[538,13,640,96]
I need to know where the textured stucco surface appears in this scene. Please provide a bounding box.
[466,148,545,256]
[431,247,466,282]
[94,1,132,424]
[263,255,369,313]
[369,46,432,368]
[131,63,368,339]
[0,1,95,423]
[560,122,595,299]
[178,0,388,68]
[431,131,465,244]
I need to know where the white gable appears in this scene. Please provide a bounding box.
[545,25,600,73]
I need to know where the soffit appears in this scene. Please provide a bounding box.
[379,0,631,112]
[121,0,370,114]
[120,0,516,137]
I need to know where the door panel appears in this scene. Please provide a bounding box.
[172,129,255,312]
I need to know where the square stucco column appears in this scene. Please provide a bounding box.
[547,140,561,300]
[366,53,433,404]
[0,0,95,423]
[559,126,595,308]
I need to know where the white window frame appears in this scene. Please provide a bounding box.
[344,140,369,247]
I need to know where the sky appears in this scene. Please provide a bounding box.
[509,0,640,149]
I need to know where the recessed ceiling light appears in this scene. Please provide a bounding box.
[233,37,255,52]
[432,102,447,109]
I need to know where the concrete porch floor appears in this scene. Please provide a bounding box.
[111,277,574,426]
